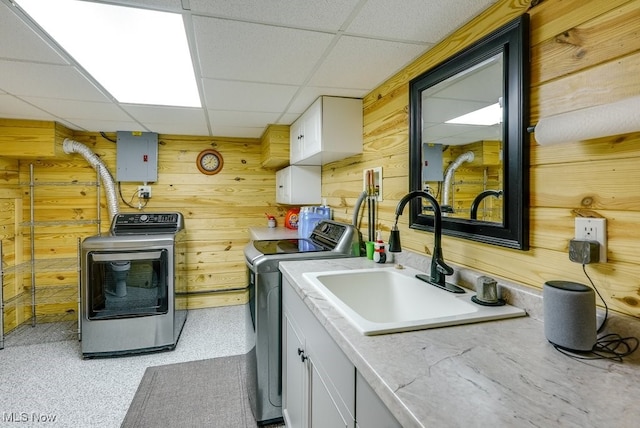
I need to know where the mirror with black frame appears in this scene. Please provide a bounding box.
[408,15,529,250]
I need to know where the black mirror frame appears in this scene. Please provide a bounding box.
[408,14,530,250]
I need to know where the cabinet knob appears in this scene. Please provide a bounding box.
[298,134,304,140]
[297,347,308,362]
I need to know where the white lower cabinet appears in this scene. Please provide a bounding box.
[283,276,354,427]
[282,277,400,428]
[311,362,350,427]
[283,315,307,428]
[355,372,401,428]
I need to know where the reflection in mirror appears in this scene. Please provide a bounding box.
[409,15,529,250]
[421,51,504,223]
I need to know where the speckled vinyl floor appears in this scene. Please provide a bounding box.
[0,305,259,428]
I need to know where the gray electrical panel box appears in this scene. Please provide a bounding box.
[422,143,444,182]
[116,131,158,182]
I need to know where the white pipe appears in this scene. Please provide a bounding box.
[63,138,119,221]
[443,151,475,207]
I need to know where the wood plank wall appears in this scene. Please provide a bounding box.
[325,0,640,319]
[0,156,24,332]
[1,128,274,331]
[50,132,274,311]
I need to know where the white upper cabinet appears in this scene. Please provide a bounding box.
[276,165,321,205]
[290,96,363,165]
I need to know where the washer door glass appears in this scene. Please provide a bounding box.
[86,250,168,320]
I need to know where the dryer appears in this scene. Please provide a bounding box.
[80,212,187,358]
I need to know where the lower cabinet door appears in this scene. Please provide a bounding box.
[355,371,401,428]
[283,314,307,428]
[310,361,349,428]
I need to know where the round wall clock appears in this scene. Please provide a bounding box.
[196,149,224,175]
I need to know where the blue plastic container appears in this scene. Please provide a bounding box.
[298,206,332,250]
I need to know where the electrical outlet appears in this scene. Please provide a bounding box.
[137,185,151,199]
[574,218,606,262]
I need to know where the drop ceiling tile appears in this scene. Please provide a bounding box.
[21,97,132,121]
[209,125,264,139]
[0,94,58,120]
[208,110,280,128]
[189,0,360,31]
[309,36,427,89]
[102,0,185,12]
[65,118,146,133]
[287,86,368,115]
[0,3,69,64]
[136,120,210,136]
[424,123,500,145]
[346,0,496,43]
[122,104,210,135]
[192,16,334,84]
[202,79,298,112]
[423,98,478,124]
[277,113,301,126]
[0,61,109,102]
[122,104,206,123]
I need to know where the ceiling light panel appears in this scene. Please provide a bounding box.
[446,102,502,126]
[17,0,200,107]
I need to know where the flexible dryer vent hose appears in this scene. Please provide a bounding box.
[443,151,475,208]
[63,138,120,221]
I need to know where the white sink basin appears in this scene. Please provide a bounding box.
[303,267,526,335]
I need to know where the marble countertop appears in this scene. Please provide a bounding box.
[279,257,640,428]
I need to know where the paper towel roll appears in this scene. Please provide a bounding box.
[534,95,640,145]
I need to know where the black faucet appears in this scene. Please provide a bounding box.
[470,190,502,220]
[388,190,464,293]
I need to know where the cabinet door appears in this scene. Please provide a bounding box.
[290,116,304,164]
[275,167,290,204]
[310,360,350,428]
[355,371,401,428]
[283,312,308,428]
[276,166,321,205]
[301,98,322,161]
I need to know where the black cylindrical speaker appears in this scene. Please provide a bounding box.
[543,281,596,351]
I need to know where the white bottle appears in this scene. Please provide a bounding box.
[373,231,386,263]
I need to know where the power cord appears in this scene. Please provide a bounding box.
[553,264,638,362]
[100,131,116,143]
[118,182,148,210]
[583,264,608,334]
